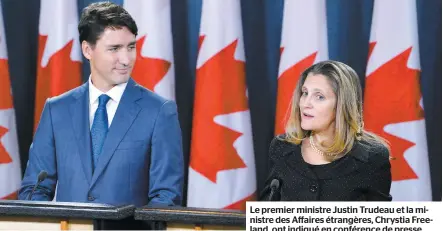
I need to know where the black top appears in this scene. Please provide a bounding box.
[305,154,348,169]
[259,136,392,201]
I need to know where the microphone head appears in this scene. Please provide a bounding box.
[37,170,48,182]
[270,179,280,189]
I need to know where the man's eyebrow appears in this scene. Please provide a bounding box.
[106,41,136,48]
[107,44,123,48]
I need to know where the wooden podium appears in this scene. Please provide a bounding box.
[0,200,134,230]
[135,206,246,230]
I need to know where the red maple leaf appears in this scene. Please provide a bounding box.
[0,59,13,109]
[131,36,171,91]
[190,36,248,183]
[1,191,17,200]
[364,42,424,181]
[0,126,12,164]
[274,49,317,135]
[34,35,82,131]
[0,58,13,164]
[224,193,256,211]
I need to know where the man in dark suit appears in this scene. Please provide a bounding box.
[18,2,184,207]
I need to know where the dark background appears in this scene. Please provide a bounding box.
[2,0,441,202]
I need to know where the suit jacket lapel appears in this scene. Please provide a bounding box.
[70,82,93,185]
[90,79,142,188]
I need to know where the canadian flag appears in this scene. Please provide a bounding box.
[35,0,82,129]
[364,0,432,201]
[124,0,175,100]
[0,3,21,200]
[275,0,328,135]
[187,0,256,210]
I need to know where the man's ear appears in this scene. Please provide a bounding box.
[81,41,93,60]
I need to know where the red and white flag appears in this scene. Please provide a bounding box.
[0,3,21,200]
[275,0,328,135]
[124,0,175,100]
[187,0,256,210]
[364,0,431,201]
[35,0,82,130]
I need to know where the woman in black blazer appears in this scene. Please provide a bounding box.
[261,60,392,201]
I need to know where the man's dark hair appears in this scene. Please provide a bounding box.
[78,1,138,46]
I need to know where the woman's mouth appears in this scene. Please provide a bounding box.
[302,112,314,119]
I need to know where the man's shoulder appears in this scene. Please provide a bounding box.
[47,84,87,106]
[132,82,175,110]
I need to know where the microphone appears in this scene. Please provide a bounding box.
[27,170,48,200]
[268,179,281,201]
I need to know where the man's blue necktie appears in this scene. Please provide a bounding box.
[91,94,111,169]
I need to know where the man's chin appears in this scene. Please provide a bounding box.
[112,75,130,84]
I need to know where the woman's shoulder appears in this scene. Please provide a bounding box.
[269,134,300,160]
[355,140,390,166]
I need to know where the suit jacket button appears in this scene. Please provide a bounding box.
[88,196,95,201]
[310,184,318,193]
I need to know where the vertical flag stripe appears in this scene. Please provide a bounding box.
[187,0,256,210]
[364,0,431,201]
[124,0,175,100]
[0,1,21,199]
[34,0,82,131]
[275,0,328,135]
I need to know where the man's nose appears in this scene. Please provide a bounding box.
[118,51,131,66]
